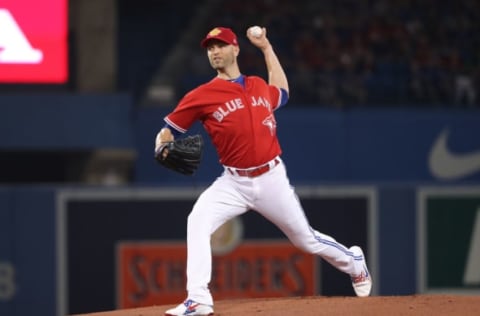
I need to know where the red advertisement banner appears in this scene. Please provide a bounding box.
[0,0,68,83]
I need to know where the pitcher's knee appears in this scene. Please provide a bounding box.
[290,238,318,254]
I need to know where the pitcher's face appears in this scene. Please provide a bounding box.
[206,41,239,71]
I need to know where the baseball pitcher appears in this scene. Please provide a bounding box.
[155,26,372,316]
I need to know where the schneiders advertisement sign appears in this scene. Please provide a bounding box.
[0,0,68,83]
[117,241,317,308]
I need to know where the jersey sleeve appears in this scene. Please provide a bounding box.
[164,89,204,133]
[268,84,283,111]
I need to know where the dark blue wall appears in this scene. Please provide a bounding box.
[2,95,479,184]
[0,94,133,149]
[133,106,480,184]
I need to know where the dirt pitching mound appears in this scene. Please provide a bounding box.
[73,295,480,316]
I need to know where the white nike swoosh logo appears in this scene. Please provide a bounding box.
[429,128,480,180]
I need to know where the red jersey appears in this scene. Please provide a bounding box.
[165,76,283,168]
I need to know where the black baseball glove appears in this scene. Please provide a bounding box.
[155,134,204,175]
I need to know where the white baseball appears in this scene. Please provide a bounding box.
[249,26,263,38]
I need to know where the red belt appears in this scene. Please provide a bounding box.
[227,158,280,178]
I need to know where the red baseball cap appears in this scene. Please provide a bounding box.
[200,27,238,48]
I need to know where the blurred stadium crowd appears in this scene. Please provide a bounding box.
[180,0,480,108]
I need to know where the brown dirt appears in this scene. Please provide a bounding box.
[73,295,480,316]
